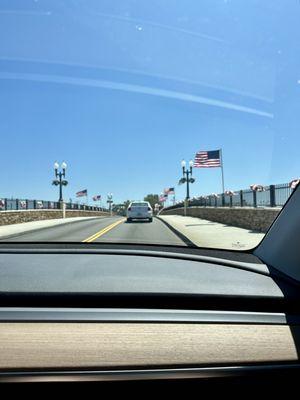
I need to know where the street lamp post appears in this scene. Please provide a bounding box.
[52,162,68,208]
[179,160,195,216]
[107,193,113,216]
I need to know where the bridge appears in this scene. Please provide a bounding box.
[0,208,267,251]
[0,180,295,249]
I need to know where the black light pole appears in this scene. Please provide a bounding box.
[107,193,113,216]
[52,162,68,207]
[179,160,195,215]
[180,160,195,200]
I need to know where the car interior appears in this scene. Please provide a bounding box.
[0,187,300,391]
[1,0,299,394]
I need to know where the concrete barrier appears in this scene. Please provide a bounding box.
[160,206,280,233]
[0,209,110,227]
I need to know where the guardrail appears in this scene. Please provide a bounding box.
[165,182,294,211]
[0,198,107,212]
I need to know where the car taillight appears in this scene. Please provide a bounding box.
[128,207,131,211]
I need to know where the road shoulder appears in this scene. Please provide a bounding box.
[158,215,264,250]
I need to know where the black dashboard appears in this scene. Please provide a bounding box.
[0,245,299,389]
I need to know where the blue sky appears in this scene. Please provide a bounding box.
[0,0,300,205]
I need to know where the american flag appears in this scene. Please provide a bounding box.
[194,150,221,168]
[76,189,87,197]
[159,194,168,202]
[92,195,101,201]
[164,187,175,195]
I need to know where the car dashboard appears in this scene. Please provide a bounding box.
[0,247,300,388]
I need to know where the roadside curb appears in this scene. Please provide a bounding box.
[0,216,110,241]
[156,216,197,247]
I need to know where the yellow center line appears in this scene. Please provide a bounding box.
[82,218,125,243]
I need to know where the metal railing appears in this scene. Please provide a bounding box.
[164,182,294,211]
[0,198,108,213]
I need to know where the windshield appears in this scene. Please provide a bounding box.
[0,0,299,250]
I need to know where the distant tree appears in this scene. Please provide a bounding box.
[144,194,159,209]
[112,200,131,216]
[123,200,131,209]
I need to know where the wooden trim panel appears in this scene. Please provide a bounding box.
[0,323,299,370]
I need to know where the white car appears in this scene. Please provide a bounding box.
[127,201,153,222]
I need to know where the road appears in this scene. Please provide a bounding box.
[2,216,185,245]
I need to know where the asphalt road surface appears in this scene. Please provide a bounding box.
[2,216,185,245]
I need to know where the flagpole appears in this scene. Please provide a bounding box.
[220,148,225,199]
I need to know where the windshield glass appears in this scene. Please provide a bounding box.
[131,203,149,208]
[0,0,299,250]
